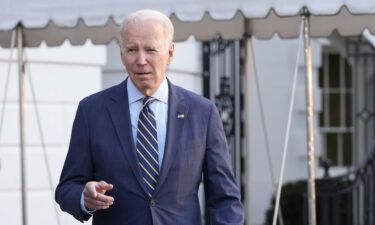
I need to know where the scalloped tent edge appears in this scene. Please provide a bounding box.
[1,5,375,47]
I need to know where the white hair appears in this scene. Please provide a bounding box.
[120,9,174,48]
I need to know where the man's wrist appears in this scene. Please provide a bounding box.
[80,192,96,215]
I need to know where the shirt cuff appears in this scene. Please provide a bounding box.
[80,192,96,215]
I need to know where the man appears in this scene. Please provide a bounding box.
[55,9,244,225]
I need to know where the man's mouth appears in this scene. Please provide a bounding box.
[135,72,152,75]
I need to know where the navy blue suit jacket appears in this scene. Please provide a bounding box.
[55,80,244,225]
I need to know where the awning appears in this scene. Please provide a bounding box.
[1,1,375,46]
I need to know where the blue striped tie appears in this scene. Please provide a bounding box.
[136,96,159,197]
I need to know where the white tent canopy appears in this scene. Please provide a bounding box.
[1,0,375,47]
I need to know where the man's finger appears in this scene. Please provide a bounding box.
[84,196,113,209]
[95,192,114,203]
[85,201,111,210]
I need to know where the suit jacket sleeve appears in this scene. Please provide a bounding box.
[203,103,244,225]
[55,102,93,222]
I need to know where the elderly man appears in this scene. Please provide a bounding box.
[55,9,244,225]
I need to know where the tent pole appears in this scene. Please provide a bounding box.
[17,24,28,225]
[302,9,317,225]
[243,34,252,224]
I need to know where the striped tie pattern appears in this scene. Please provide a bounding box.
[136,96,159,197]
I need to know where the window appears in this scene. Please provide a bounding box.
[319,51,353,167]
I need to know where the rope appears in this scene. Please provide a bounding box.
[271,20,305,225]
[24,51,62,225]
[0,30,16,144]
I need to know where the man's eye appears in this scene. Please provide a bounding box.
[127,49,136,53]
[147,49,156,52]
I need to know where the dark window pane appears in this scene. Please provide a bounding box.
[327,133,338,165]
[329,54,340,88]
[329,93,340,126]
[344,59,352,89]
[319,112,324,127]
[345,93,352,127]
[319,93,325,127]
[343,133,352,166]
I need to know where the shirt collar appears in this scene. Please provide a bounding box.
[127,76,169,104]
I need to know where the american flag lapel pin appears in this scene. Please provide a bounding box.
[177,113,185,119]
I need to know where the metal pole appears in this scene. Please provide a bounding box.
[302,9,317,225]
[17,24,27,225]
[243,34,252,224]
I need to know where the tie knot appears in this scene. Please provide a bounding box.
[143,96,156,107]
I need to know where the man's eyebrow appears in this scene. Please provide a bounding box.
[125,45,136,48]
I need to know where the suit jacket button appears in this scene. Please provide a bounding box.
[150,200,156,207]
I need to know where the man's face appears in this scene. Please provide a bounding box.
[120,20,174,96]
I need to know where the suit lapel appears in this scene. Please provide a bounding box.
[154,81,188,195]
[106,80,148,195]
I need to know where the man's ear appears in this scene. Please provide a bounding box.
[167,42,175,65]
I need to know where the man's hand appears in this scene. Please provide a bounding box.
[83,181,114,210]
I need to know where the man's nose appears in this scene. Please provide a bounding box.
[136,52,147,66]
